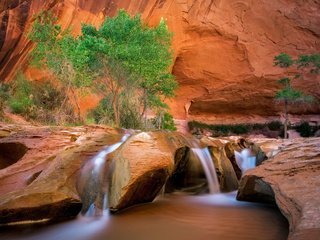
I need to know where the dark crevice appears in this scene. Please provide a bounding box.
[0,142,28,169]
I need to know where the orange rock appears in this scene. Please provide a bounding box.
[0,123,122,223]
[0,0,319,122]
[237,138,320,240]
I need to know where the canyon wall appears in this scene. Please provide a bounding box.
[0,0,319,123]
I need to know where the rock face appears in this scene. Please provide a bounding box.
[0,124,122,223]
[1,0,319,122]
[237,138,320,240]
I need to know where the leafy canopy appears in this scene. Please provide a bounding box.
[28,10,177,128]
[79,10,176,106]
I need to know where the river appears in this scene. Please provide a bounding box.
[0,192,288,240]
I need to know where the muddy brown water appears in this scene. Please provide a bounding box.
[0,192,288,240]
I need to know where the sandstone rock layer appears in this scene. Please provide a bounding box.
[237,138,320,240]
[1,0,319,122]
[0,124,122,223]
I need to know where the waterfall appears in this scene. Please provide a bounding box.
[77,133,130,217]
[234,148,256,173]
[191,148,220,194]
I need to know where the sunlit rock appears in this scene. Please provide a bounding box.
[0,124,121,224]
[1,0,319,120]
[109,131,191,211]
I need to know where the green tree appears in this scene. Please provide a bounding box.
[273,53,315,138]
[28,10,176,128]
[80,10,176,126]
[28,11,92,123]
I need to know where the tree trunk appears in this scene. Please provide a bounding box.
[284,99,288,139]
[70,88,82,123]
[112,93,120,126]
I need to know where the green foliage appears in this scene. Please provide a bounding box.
[153,111,176,131]
[29,9,177,128]
[188,121,284,137]
[273,52,317,138]
[89,93,143,129]
[274,53,294,68]
[295,122,312,137]
[29,11,92,123]
[89,96,115,126]
[296,53,320,74]
[80,10,176,126]
[0,83,9,118]
[162,112,176,131]
[8,73,76,124]
[9,73,34,115]
[266,121,283,131]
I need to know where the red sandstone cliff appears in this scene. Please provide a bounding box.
[0,0,319,123]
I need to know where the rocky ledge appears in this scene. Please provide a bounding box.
[237,138,320,240]
[0,124,258,223]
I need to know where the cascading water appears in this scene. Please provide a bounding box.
[234,148,256,173]
[190,147,220,194]
[77,133,130,217]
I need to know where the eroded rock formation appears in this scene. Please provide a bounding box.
[237,138,320,240]
[0,123,122,223]
[0,124,260,223]
[0,0,319,122]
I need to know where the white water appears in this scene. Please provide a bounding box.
[78,133,130,217]
[191,148,220,194]
[235,148,256,173]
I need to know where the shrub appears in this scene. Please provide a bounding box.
[295,122,313,137]
[153,111,176,131]
[8,73,76,125]
[90,94,143,129]
[89,96,115,126]
[9,73,34,115]
[187,120,285,137]
[0,83,9,118]
[267,121,283,131]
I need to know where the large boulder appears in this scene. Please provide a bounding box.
[0,124,122,223]
[237,138,320,240]
[109,131,192,211]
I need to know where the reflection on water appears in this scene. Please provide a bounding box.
[0,192,288,240]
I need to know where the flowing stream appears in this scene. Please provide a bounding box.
[235,148,256,173]
[77,133,130,216]
[0,135,289,240]
[0,192,288,240]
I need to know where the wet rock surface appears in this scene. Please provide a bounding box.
[109,131,192,211]
[0,124,122,223]
[237,138,320,240]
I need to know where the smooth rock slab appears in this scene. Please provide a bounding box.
[237,138,320,240]
[0,124,122,223]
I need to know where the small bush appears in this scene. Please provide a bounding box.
[9,73,34,115]
[267,121,283,131]
[295,122,313,137]
[0,83,9,118]
[8,73,77,125]
[188,120,285,137]
[90,95,143,129]
[89,96,115,126]
[153,111,176,131]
